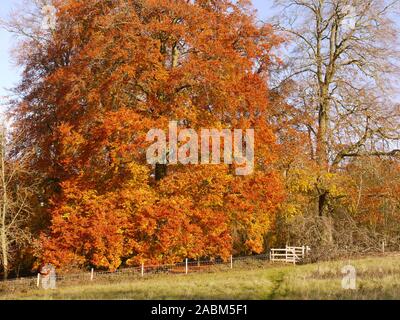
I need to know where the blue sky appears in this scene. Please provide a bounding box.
[0,0,275,102]
[0,0,22,102]
[0,0,397,102]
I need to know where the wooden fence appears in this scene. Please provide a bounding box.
[1,248,311,294]
[270,246,311,265]
[0,254,270,293]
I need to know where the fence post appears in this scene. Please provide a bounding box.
[185,259,188,274]
[90,268,94,281]
[302,246,305,259]
[230,255,233,269]
[382,240,386,253]
[37,273,40,288]
[292,248,296,265]
[141,262,144,277]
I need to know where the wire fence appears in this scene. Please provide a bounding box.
[0,253,272,294]
[1,244,392,295]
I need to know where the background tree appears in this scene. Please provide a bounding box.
[272,0,400,216]
[0,126,38,279]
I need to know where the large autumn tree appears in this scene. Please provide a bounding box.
[7,0,284,270]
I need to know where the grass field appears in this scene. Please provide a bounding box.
[3,254,400,300]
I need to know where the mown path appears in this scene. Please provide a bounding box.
[266,270,289,300]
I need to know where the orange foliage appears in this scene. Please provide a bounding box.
[12,0,284,270]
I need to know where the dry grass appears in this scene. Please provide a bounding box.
[278,253,400,300]
[2,254,400,300]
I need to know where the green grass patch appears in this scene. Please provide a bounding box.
[3,254,400,300]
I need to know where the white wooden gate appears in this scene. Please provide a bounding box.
[269,246,310,265]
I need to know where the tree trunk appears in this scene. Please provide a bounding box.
[154,41,180,181]
[1,228,8,280]
[316,93,330,216]
[318,191,328,217]
[323,216,334,245]
[316,105,329,169]
[0,127,8,280]
[155,163,167,181]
